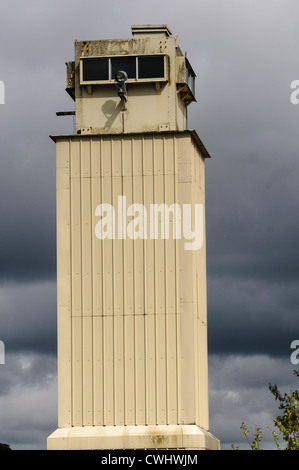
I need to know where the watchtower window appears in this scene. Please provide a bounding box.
[185,60,195,96]
[111,57,136,79]
[80,55,166,84]
[82,57,109,81]
[138,55,164,79]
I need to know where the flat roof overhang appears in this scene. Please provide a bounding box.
[50,129,211,159]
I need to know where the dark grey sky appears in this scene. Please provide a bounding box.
[0,0,298,450]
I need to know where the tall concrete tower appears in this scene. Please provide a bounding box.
[47,25,219,450]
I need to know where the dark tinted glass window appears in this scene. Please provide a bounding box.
[82,58,109,81]
[111,57,136,79]
[186,64,195,95]
[138,56,164,79]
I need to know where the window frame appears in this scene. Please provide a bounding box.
[80,54,168,85]
[185,58,195,97]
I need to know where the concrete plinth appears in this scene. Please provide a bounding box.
[47,425,220,450]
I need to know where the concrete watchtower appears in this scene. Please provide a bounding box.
[47,25,219,450]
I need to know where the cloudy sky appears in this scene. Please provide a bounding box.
[0,0,299,450]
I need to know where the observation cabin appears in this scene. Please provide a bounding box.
[65,24,196,134]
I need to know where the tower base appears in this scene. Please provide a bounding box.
[47,425,219,450]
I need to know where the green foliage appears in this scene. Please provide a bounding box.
[0,443,11,450]
[232,370,299,450]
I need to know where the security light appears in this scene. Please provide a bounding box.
[114,70,128,84]
[115,70,128,111]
